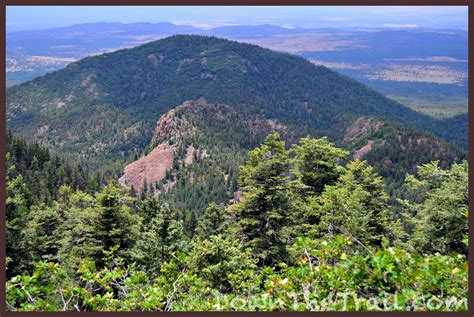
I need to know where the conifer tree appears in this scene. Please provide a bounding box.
[404,160,468,254]
[291,137,348,197]
[57,187,101,268]
[188,234,256,292]
[195,203,227,240]
[24,204,62,263]
[94,181,140,264]
[133,197,187,273]
[231,133,291,265]
[314,160,402,247]
[6,163,31,277]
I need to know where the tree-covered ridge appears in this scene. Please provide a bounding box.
[7,35,466,172]
[341,117,465,195]
[6,133,467,311]
[5,34,468,312]
[119,100,464,217]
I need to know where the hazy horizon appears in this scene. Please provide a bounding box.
[7,6,468,32]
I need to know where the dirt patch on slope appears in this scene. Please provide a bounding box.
[354,140,374,160]
[119,143,175,191]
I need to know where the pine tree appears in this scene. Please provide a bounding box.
[291,137,348,197]
[188,234,256,292]
[133,198,188,273]
[315,160,402,248]
[195,203,227,240]
[137,194,162,224]
[404,160,468,254]
[181,209,198,237]
[94,181,140,264]
[231,133,291,266]
[57,187,101,269]
[6,162,31,277]
[24,204,62,263]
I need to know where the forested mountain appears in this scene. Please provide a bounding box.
[341,117,465,195]
[5,34,468,311]
[6,35,466,174]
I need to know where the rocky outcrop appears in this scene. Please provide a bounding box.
[151,98,209,146]
[343,117,382,143]
[119,143,175,191]
[121,99,213,192]
[119,99,290,196]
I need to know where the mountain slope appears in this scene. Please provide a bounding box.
[117,99,464,214]
[6,35,465,172]
[118,100,291,211]
[341,117,465,193]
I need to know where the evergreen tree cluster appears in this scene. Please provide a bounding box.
[6,130,105,204]
[6,132,468,311]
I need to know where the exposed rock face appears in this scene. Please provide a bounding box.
[151,98,208,146]
[120,99,288,196]
[119,143,175,191]
[343,117,382,143]
[121,99,212,192]
[354,140,374,160]
[151,109,180,147]
[184,144,195,165]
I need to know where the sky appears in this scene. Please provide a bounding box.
[6,6,468,32]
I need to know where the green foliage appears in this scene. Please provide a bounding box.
[6,169,31,277]
[24,204,62,263]
[358,122,465,194]
[402,160,468,254]
[291,136,348,196]
[6,131,102,204]
[6,236,467,311]
[231,133,292,265]
[56,186,102,269]
[133,196,188,274]
[5,132,468,311]
[188,235,256,292]
[293,159,403,249]
[94,181,140,263]
[7,262,77,311]
[195,203,227,240]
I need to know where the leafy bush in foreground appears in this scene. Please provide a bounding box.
[7,235,467,311]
